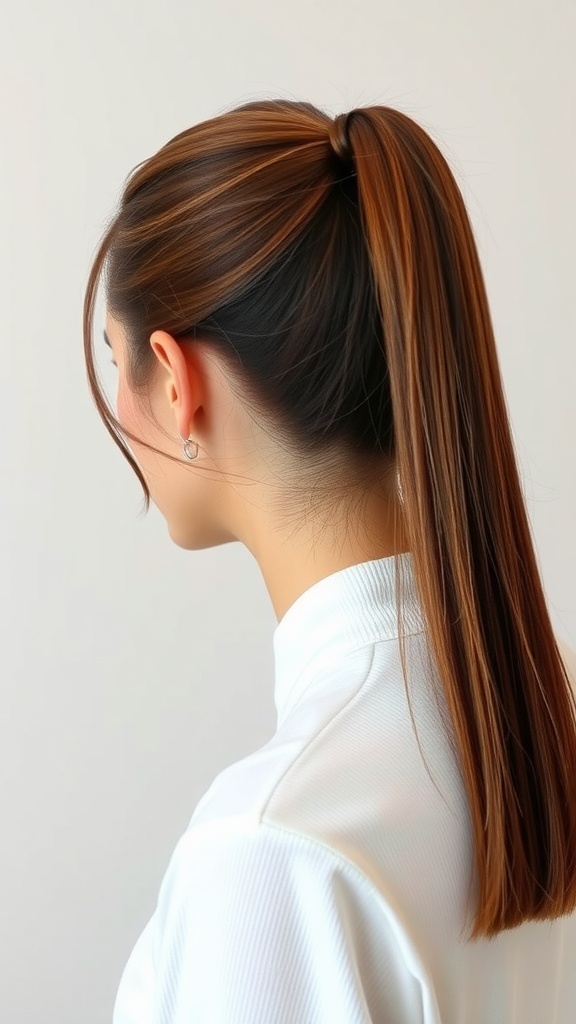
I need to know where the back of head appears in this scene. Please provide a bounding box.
[83,97,576,941]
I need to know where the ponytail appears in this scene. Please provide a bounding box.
[346,106,576,938]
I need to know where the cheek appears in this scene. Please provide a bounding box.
[116,380,129,427]
[116,378,158,464]
[117,378,139,434]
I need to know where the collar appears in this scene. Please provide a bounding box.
[272,550,425,726]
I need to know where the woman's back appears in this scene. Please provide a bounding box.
[113,552,576,1023]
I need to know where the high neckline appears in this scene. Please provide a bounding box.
[272,550,425,727]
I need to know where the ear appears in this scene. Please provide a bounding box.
[149,330,196,438]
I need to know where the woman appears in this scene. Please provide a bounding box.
[84,99,576,1023]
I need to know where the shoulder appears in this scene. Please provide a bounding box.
[151,817,431,1023]
[157,815,374,914]
[155,814,431,984]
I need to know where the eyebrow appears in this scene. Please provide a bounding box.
[103,329,111,349]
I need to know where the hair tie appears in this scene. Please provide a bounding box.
[328,111,353,165]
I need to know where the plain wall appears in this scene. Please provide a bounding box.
[1,1,575,1021]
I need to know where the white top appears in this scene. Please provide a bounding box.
[113,551,576,1024]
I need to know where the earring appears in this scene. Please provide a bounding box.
[180,434,199,460]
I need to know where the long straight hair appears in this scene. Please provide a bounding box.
[83,98,576,939]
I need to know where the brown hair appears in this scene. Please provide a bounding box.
[83,98,576,939]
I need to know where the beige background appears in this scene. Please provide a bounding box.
[1,1,575,1021]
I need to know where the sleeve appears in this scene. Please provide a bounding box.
[150,818,422,1024]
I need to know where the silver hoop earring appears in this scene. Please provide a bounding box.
[180,434,199,461]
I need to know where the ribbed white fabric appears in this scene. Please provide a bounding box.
[113,551,576,1024]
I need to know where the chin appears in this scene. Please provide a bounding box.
[165,516,237,551]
